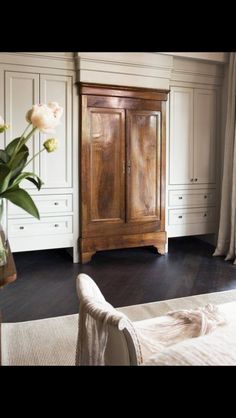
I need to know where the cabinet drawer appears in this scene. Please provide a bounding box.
[8,216,73,237]
[168,189,216,207]
[8,194,73,217]
[168,208,216,225]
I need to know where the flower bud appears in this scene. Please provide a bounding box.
[43,138,58,152]
[0,115,9,133]
[26,109,33,124]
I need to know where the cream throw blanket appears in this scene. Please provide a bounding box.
[75,298,141,365]
[76,298,230,365]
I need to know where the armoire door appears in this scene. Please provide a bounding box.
[126,110,162,228]
[81,97,125,236]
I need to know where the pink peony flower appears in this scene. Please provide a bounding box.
[26,103,63,134]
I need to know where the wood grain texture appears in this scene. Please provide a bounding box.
[79,83,168,263]
[80,232,166,262]
[127,110,161,223]
[80,83,169,101]
[89,107,125,223]
[87,96,162,111]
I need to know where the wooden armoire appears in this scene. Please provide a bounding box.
[79,83,169,263]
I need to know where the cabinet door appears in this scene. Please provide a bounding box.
[193,89,217,184]
[127,110,161,224]
[5,71,40,188]
[40,74,72,188]
[82,99,125,234]
[169,87,194,185]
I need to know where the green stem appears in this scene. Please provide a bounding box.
[12,124,32,155]
[24,147,45,168]
[8,124,36,165]
[20,126,37,147]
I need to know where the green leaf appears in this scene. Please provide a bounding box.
[25,176,43,190]
[0,165,12,193]
[9,153,29,181]
[0,150,10,163]
[5,137,21,156]
[5,137,28,157]
[8,150,29,171]
[1,187,40,219]
[11,172,44,191]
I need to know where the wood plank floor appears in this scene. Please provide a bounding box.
[1,237,236,323]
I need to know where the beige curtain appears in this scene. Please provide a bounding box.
[213,53,236,263]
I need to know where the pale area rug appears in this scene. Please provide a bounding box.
[2,289,236,366]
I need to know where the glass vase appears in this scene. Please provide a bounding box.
[0,197,8,266]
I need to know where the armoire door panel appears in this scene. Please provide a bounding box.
[193,89,216,184]
[83,105,125,230]
[127,110,161,224]
[5,71,40,188]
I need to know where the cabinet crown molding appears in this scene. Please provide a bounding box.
[76,53,225,89]
[0,52,76,71]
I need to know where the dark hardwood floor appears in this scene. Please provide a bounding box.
[1,236,236,323]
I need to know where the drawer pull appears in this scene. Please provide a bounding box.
[54,202,59,206]
[178,215,183,219]
[204,213,207,217]
[178,196,183,200]
[204,195,207,199]
[194,178,198,182]
[54,224,59,227]
[19,226,24,230]
[190,178,194,182]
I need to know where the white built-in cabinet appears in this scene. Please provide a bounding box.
[168,86,218,238]
[0,55,79,261]
[169,87,217,186]
[0,52,224,260]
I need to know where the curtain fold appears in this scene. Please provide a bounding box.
[213,53,236,264]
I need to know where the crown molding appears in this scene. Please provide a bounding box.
[75,52,225,89]
[0,52,76,71]
[0,52,226,88]
[160,52,228,64]
[75,52,173,89]
[171,56,225,86]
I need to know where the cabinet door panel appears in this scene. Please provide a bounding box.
[169,88,194,185]
[194,89,216,184]
[82,103,125,231]
[5,71,40,188]
[40,74,72,188]
[127,110,161,223]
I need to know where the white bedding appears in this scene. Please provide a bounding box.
[136,301,236,365]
